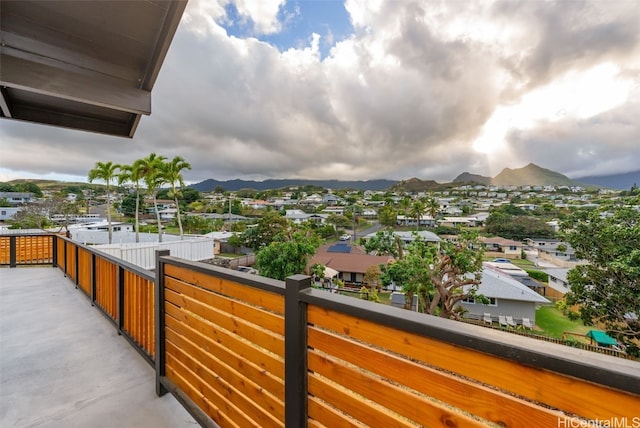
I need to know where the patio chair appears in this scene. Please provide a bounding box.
[483,313,492,325]
[522,318,533,330]
[506,316,517,328]
[498,315,508,328]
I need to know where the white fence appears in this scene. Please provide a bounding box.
[92,237,214,270]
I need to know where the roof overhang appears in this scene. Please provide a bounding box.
[0,0,187,137]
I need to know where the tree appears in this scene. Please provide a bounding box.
[364,228,403,258]
[561,207,640,354]
[256,231,321,281]
[485,212,555,240]
[241,211,289,250]
[424,196,439,222]
[118,162,145,242]
[311,263,326,283]
[88,161,119,244]
[379,232,485,319]
[161,156,192,239]
[13,182,43,197]
[378,205,397,227]
[137,153,167,242]
[410,201,425,231]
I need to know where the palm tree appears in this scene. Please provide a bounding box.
[88,161,120,244]
[410,200,425,231]
[137,153,167,242]
[161,156,191,239]
[424,195,440,227]
[118,162,144,242]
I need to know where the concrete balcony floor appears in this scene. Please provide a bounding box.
[0,267,198,428]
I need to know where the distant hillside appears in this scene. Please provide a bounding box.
[189,178,399,192]
[453,163,583,187]
[388,178,456,193]
[453,172,491,185]
[575,170,640,190]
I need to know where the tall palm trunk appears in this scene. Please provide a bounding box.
[134,188,140,243]
[153,192,162,243]
[174,194,184,238]
[106,185,113,244]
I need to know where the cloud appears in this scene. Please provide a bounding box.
[1,0,639,184]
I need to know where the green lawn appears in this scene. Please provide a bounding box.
[535,305,591,340]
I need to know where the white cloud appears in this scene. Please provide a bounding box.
[1,0,639,184]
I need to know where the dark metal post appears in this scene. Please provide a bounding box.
[9,236,16,268]
[63,238,68,277]
[90,253,97,306]
[285,274,312,427]
[117,265,125,334]
[52,235,58,268]
[74,244,80,286]
[155,249,170,396]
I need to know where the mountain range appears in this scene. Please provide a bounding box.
[187,164,638,192]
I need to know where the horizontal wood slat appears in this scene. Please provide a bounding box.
[308,349,488,427]
[165,276,285,336]
[165,302,285,380]
[165,326,284,421]
[166,340,283,427]
[164,357,241,428]
[164,264,284,314]
[307,305,639,422]
[308,396,364,428]
[165,286,284,357]
[164,313,284,399]
[308,326,567,428]
[308,373,415,428]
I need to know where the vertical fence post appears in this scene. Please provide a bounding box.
[63,238,68,277]
[74,244,80,286]
[91,253,97,306]
[52,235,58,268]
[285,274,311,427]
[117,265,125,335]
[9,236,17,268]
[155,249,170,397]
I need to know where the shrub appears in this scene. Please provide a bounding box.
[526,269,549,283]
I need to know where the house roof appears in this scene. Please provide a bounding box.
[0,1,186,137]
[309,253,394,275]
[481,236,523,246]
[467,268,550,303]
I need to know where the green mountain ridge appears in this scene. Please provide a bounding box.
[454,163,586,187]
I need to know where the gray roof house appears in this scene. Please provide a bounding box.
[459,268,550,326]
[0,192,34,205]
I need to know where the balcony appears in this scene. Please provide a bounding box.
[0,267,196,427]
[1,233,639,427]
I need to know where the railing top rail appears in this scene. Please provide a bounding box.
[0,230,57,236]
[59,236,155,282]
[159,255,286,296]
[301,287,640,396]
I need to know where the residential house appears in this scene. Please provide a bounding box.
[0,207,21,221]
[309,243,394,286]
[284,209,328,224]
[396,215,436,228]
[481,236,524,259]
[459,268,550,325]
[361,230,441,247]
[0,192,34,205]
[545,268,571,299]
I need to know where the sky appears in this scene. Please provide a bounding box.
[1,0,639,184]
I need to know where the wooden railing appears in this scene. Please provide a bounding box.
[53,235,156,363]
[156,256,640,428]
[0,233,54,266]
[5,233,639,427]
